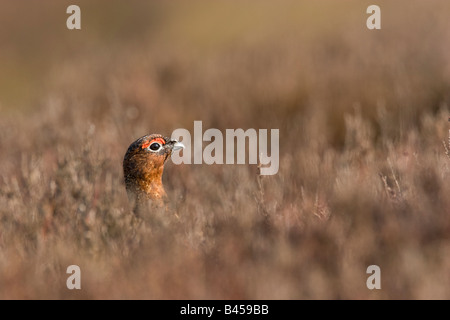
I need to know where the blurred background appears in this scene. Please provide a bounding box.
[0,0,449,299]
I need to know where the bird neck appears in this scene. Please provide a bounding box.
[138,167,167,200]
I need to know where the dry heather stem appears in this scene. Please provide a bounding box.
[379,159,404,205]
[444,124,450,160]
[256,154,269,219]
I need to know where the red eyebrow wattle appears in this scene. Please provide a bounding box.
[141,137,166,149]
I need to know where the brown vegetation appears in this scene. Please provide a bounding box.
[0,1,449,299]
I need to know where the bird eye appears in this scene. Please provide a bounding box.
[149,142,161,151]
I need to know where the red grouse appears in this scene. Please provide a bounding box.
[123,134,184,213]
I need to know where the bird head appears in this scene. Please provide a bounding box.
[123,134,184,207]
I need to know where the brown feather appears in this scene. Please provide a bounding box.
[123,134,177,215]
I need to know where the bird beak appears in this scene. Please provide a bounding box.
[168,139,185,151]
